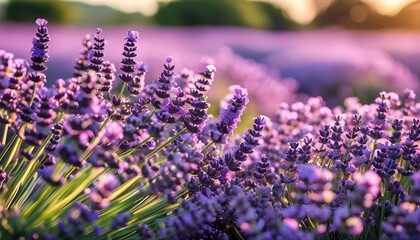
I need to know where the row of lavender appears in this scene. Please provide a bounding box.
[0,19,419,239]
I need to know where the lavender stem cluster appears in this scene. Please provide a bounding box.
[0,18,419,240]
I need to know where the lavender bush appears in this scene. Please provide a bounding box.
[0,19,419,240]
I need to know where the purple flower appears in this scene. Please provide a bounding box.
[345,216,364,236]
[383,202,420,239]
[233,115,267,162]
[73,202,99,223]
[165,56,173,63]
[35,18,48,27]
[89,28,106,72]
[283,218,300,230]
[98,61,116,93]
[45,122,63,152]
[127,62,147,94]
[0,170,8,188]
[58,145,82,167]
[138,224,155,238]
[211,85,249,143]
[183,65,215,133]
[74,34,93,77]
[111,212,130,230]
[253,154,270,180]
[119,29,139,83]
[219,85,249,130]
[30,18,50,73]
[35,87,58,126]
[127,29,139,42]
[95,173,119,198]
[38,165,66,186]
[153,57,176,106]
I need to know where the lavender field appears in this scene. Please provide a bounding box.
[1,24,420,111]
[0,20,419,240]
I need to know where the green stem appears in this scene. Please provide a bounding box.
[202,141,214,153]
[378,176,390,240]
[61,115,112,178]
[365,140,377,172]
[2,135,23,171]
[31,166,107,226]
[319,153,327,169]
[99,113,113,132]
[118,82,127,100]
[233,227,246,240]
[144,128,187,160]
[29,82,38,106]
[307,217,317,229]
[118,136,153,160]
[1,121,27,170]
[362,226,370,240]
[0,134,17,168]
[333,168,341,192]
[6,114,67,208]
[342,140,353,162]
[286,183,293,205]
[1,124,8,145]
[3,160,37,208]
[16,174,40,208]
[143,108,156,123]
[20,183,55,218]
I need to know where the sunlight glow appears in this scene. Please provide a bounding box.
[266,0,415,24]
[361,0,417,16]
[276,0,319,24]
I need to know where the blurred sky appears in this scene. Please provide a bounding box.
[57,0,419,24]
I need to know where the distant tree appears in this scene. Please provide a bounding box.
[5,0,75,23]
[154,0,296,30]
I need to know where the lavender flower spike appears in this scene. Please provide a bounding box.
[89,28,106,72]
[119,29,139,83]
[127,30,139,42]
[211,85,249,143]
[220,86,249,131]
[36,18,48,26]
[29,17,50,77]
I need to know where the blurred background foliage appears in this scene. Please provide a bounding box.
[1,0,420,30]
[153,0,296,30]
[1,0,151,25]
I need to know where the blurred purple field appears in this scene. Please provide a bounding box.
[1,24,419,114]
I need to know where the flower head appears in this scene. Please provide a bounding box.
[36,18,48,27]
[30,17,50,73]
[127,30,139,42]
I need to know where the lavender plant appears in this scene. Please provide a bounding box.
[0,18,419,240]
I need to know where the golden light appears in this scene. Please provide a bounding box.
[262,0,333,25]
[274,0,319,25]
[264,0,416,24]
[360,0,417,15]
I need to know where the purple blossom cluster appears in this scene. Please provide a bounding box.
[0,18,419,240]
